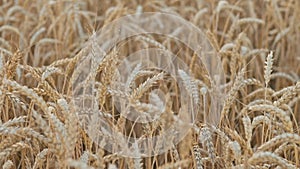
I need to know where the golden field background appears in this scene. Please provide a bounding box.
[0,0,299,168]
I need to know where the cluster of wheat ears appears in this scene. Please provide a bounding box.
[0,0,299,168]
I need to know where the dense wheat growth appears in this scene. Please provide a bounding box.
[0,0,299,168]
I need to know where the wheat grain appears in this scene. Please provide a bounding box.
[3,160,14,169]
[249,104,293,132]
[274,82,300,107]
[0,141,29,161]
[32,149,49,169]
[199,126,215,163]
[193,144,203,169]
[248,151,295,168]
[130,72,164,100]
[225,141,241,167]
[242,116,252,147]
[221,68,245,124]
[258,133,300,151]
[4,79,49,113]
[264,51,274,87]
[58,98,78,158]
[67,159,95,169]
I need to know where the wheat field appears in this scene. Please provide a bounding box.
[0,0,300,168]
